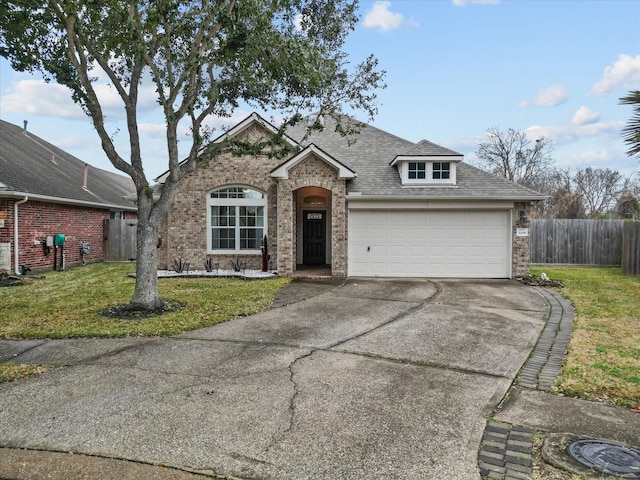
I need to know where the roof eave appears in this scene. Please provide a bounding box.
[390,155,464,166]
[346,193,547,202]
[0,190,138,211]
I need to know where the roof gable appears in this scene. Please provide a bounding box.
[154,112,300,184]
[271,144,355,180]
[0,120,136,210]
[212,112,298,147]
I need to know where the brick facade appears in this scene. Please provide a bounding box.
[160,124,283,272]
[512,202,532,278]
[276,154,347,276]
[0,198,136,272]
[159,119,535,279]
[160,125,349,276]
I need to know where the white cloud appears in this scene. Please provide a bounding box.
[590,54,640,96]
[572,106,600,126]
[555,149,614,169]
[294,13,309,32]
[519,84,568,107]
[1,79,85,119]
[1,75,159,121]
[452,0,499,5]
[525,120,624,145]
[363,1,414,32]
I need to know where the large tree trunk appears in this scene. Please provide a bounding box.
[129,190,163,310]
[131,218,161,309]
[131,217,162,309]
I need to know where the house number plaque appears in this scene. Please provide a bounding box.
[307,213,323,220]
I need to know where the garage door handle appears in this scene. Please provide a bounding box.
[367,246,370,252]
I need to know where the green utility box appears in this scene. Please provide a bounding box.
[54,233,65,246]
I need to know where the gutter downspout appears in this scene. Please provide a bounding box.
[14,196,28,275]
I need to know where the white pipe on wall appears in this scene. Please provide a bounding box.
[14,196,28,275]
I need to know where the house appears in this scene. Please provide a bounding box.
[157,113,545,278]
[0,119,137,273]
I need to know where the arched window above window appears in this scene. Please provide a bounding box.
[210,187,264,200]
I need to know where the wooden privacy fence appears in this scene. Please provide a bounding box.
[622,222,640,276]
[530,219,624,265]
[103,219,137,262]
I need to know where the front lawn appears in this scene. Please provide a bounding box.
[530,266,640,408]
[0,262,290,339]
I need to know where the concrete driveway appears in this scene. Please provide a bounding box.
[0,279,548,479]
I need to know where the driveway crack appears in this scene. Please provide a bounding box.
[327,280,442,351]
[264,348,315,452]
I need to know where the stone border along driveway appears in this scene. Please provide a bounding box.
[477,287,575,480]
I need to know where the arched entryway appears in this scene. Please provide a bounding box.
[296,187,332,269]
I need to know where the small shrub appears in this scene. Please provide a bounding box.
[172,258,190,274]
[230,257,246,272]
[204,257,217,272]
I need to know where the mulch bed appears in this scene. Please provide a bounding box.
[100,300,185,320]
[0,275,26,287]
[518,274,564,288]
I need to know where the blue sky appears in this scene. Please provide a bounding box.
[1,0,639,182]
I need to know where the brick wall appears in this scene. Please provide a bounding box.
[512,202,532,278]
[276,153,347,276]
[160,123,283,271]
[0,198,136,272]
[159,124,349,276]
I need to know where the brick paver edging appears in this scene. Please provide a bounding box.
[478,287,575,479]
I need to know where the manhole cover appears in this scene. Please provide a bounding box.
[568,440,640,478]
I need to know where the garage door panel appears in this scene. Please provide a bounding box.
[349,210,510,278]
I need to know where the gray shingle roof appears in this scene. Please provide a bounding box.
[286,115,545,200]
[0,120,136,210]
[397,139,463,157]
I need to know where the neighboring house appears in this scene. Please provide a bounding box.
[158,113,545,278]
[0,119,137,273]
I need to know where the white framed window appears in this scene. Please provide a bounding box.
[207,186,266,253]
[397,159,457,186]
[408,162,426,180]
[432,162,450,180]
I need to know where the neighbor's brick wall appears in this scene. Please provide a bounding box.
[512,202,532,278]
[160,124,282,271]
[0,198,136,272]
[276,154,347,276]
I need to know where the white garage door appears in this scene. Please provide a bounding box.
[348,210,511,278]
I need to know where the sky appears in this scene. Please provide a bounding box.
[1,0,639,183]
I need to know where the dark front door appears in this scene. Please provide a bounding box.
[303,211,326,265]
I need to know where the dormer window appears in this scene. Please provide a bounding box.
[432,162,450,180]
[408,162,426,180]
[391,159,458,186]
[390,139,463,187]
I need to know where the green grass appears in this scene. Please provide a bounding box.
[531,266,640,407]
[0,363,50,382]
[0,262,290,339]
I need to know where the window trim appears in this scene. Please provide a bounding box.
[432,162,451,180]
[408,161,426,180]
[397,159,457,186]
[207,186,267,254]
